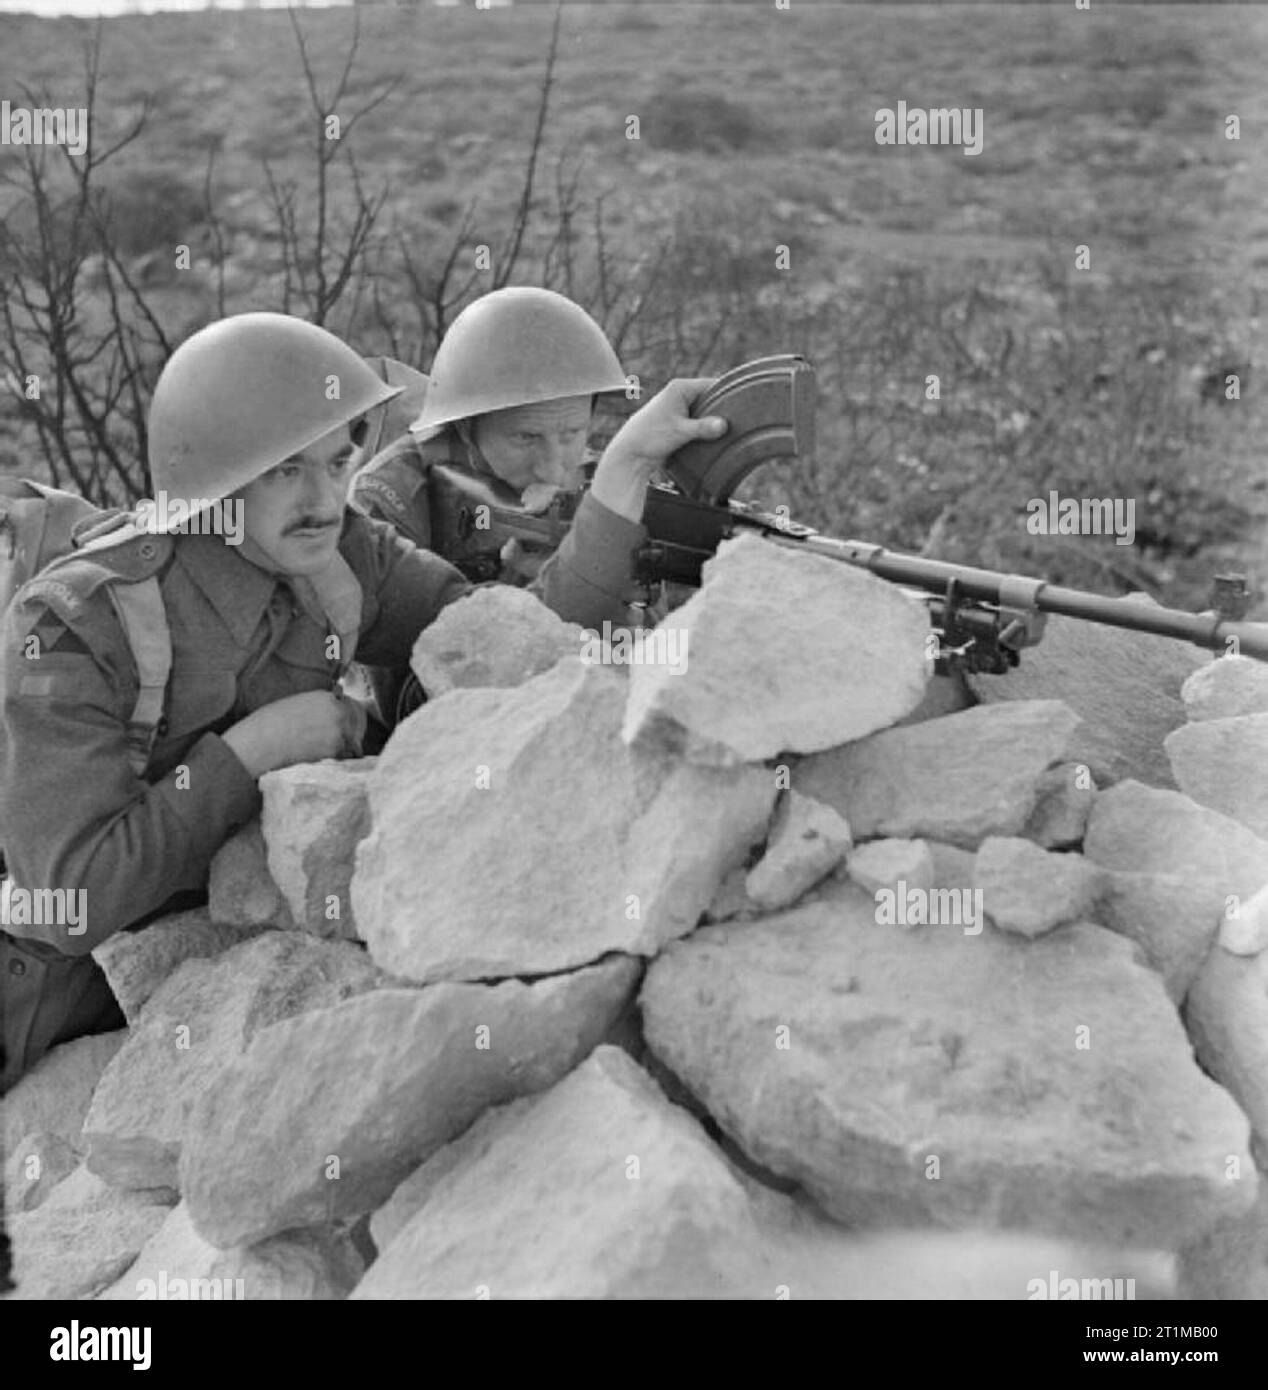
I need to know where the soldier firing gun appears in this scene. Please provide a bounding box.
[430,354,1268,676]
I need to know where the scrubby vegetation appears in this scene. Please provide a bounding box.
[0,2,1263,613]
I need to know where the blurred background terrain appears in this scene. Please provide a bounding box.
[0,1,1265,614]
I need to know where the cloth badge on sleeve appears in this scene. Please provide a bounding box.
[25,608,92,657]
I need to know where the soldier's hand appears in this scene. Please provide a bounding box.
[589,378,727,522]
[221,690,366,777]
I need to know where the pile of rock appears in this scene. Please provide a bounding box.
[6,534,1267,1299]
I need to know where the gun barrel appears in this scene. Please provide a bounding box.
[637,483,1268,663]
[791,536,1268,661]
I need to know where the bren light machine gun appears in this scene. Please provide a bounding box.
[638,355,1268,674]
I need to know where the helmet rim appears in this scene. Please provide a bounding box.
[408,288,626,434]
[146,312,403,519]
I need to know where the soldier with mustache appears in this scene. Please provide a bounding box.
[0,310,723,1091]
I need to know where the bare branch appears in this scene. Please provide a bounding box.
[493,0,563,288]
[202,142,228,320]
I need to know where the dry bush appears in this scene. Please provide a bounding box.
[0,9,398,504]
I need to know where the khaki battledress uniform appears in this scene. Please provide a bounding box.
[0,497,632,1091]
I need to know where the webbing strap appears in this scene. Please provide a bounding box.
[107,578,172,778]
[74,516,148,551]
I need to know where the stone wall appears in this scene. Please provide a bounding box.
[6,535,1267,1299]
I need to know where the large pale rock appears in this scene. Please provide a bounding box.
[260,758,376,939]
[845,838,935,899]
[1186,948,1268,1168]
[353,1045,783,1298]
[973,838,1105,938]
[7,1172,172,1299]
[1164,714,1268,840]
[1182,655,1268,723]
[92,908,262,1024]
[358,1047,1178,1300]
[354,658,775,983]
[1220,881,1268,957]
[181,955,641,1248]
[744,791,851,911]
[369,1164,435,1256]
[641,879,1254,1247]
[1022,762,1097,849]
[1094,871,1224,1004]
[3,1131,79,1213]
[794,700,1081,850]
[968,606,1206,787]
[2,1030,125,1156]
[1084,781,1268,899]
[365,1045,709,1256]
[411,584,584,697]
[207,819,294,930]
[83,932,383,1191]
[40,1160,168,1212]
[98,1201,363,1300]
[622,532,931,765]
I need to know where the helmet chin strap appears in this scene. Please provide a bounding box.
[237,533,363,673]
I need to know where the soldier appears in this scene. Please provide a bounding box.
[353,287,630,569]
[0,311,722,1091]
[351,286,722,722]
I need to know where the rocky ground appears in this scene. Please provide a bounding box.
[4,535,1268,1299]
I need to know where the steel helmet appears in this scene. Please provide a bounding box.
[409,287,626,436]
[147,313,402,520]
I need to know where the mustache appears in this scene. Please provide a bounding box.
[284,515,342,535]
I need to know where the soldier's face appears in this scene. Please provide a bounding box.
[472,396,592,493]
[238,420,358,576]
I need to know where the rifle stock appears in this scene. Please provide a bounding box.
[426,462,576,581]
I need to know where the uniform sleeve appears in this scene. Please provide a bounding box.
[0,589,260,956]
[349,448,433,551]
[529,490,649,631]
[345,513,473,669]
